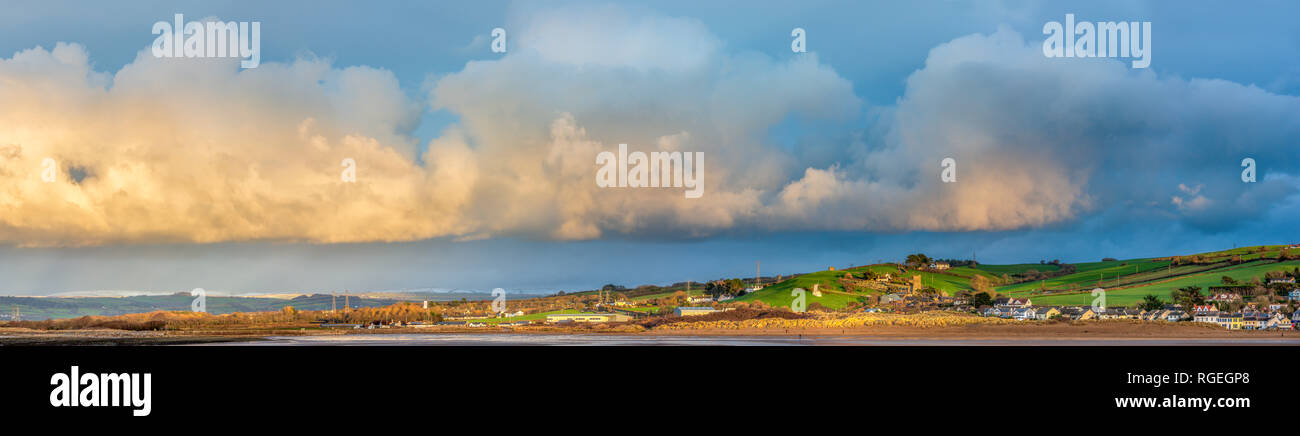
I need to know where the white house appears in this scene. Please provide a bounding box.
[545,313,632,324]
[1012,308,1033,320]
[1266,314,1293,330]
[996,298,1032,309]
[1193,310,1220,324]
[1025,307,1060,320]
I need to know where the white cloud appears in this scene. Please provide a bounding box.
[2,10,1298,247]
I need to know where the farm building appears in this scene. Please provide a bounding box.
[674,307,718,317]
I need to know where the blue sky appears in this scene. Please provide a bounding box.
[0,1,1298,295]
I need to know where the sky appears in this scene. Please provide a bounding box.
[0,0,1298,295]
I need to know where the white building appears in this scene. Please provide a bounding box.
[675,307,719,317]
[545,313,632,324]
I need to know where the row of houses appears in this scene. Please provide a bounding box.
[979,302,1300,330]
[544,313,632,324]
[685,295,734,304]
[1210,289,1300,301]
[981,306,1059,320]
[541,307,736,323]
[1191,310,1297,330]
[433,320,534,327]
[981,305,1191,323]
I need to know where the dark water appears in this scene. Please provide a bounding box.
[189,334,1300,346]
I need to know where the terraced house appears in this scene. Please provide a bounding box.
[1216,312,1244,330]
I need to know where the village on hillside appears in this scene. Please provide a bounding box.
[4,244,1299,334]
[410,245,1300,331]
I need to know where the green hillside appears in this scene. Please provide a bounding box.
[967,263,1060,275]
[996,259,1170,293]
[1026,259,1300,306]
[732,244,1300,310]
[730,269,863,309]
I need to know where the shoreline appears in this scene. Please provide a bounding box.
[3,321,1298,345]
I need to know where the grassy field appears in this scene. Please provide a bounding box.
[730,269,864,309]
[1025,260,1300,306]
[968,263,1060,275]
[944,266,1003,280]
[852,265,975,293]
[1185,245,1292,263]
[631,289,705,301]
[997,259,1172,294]
[734,264,979,308]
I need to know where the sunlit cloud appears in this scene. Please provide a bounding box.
[2,8,1298,248]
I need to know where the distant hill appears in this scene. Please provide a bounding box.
[0,293,403,321]
[0,288,557,321]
